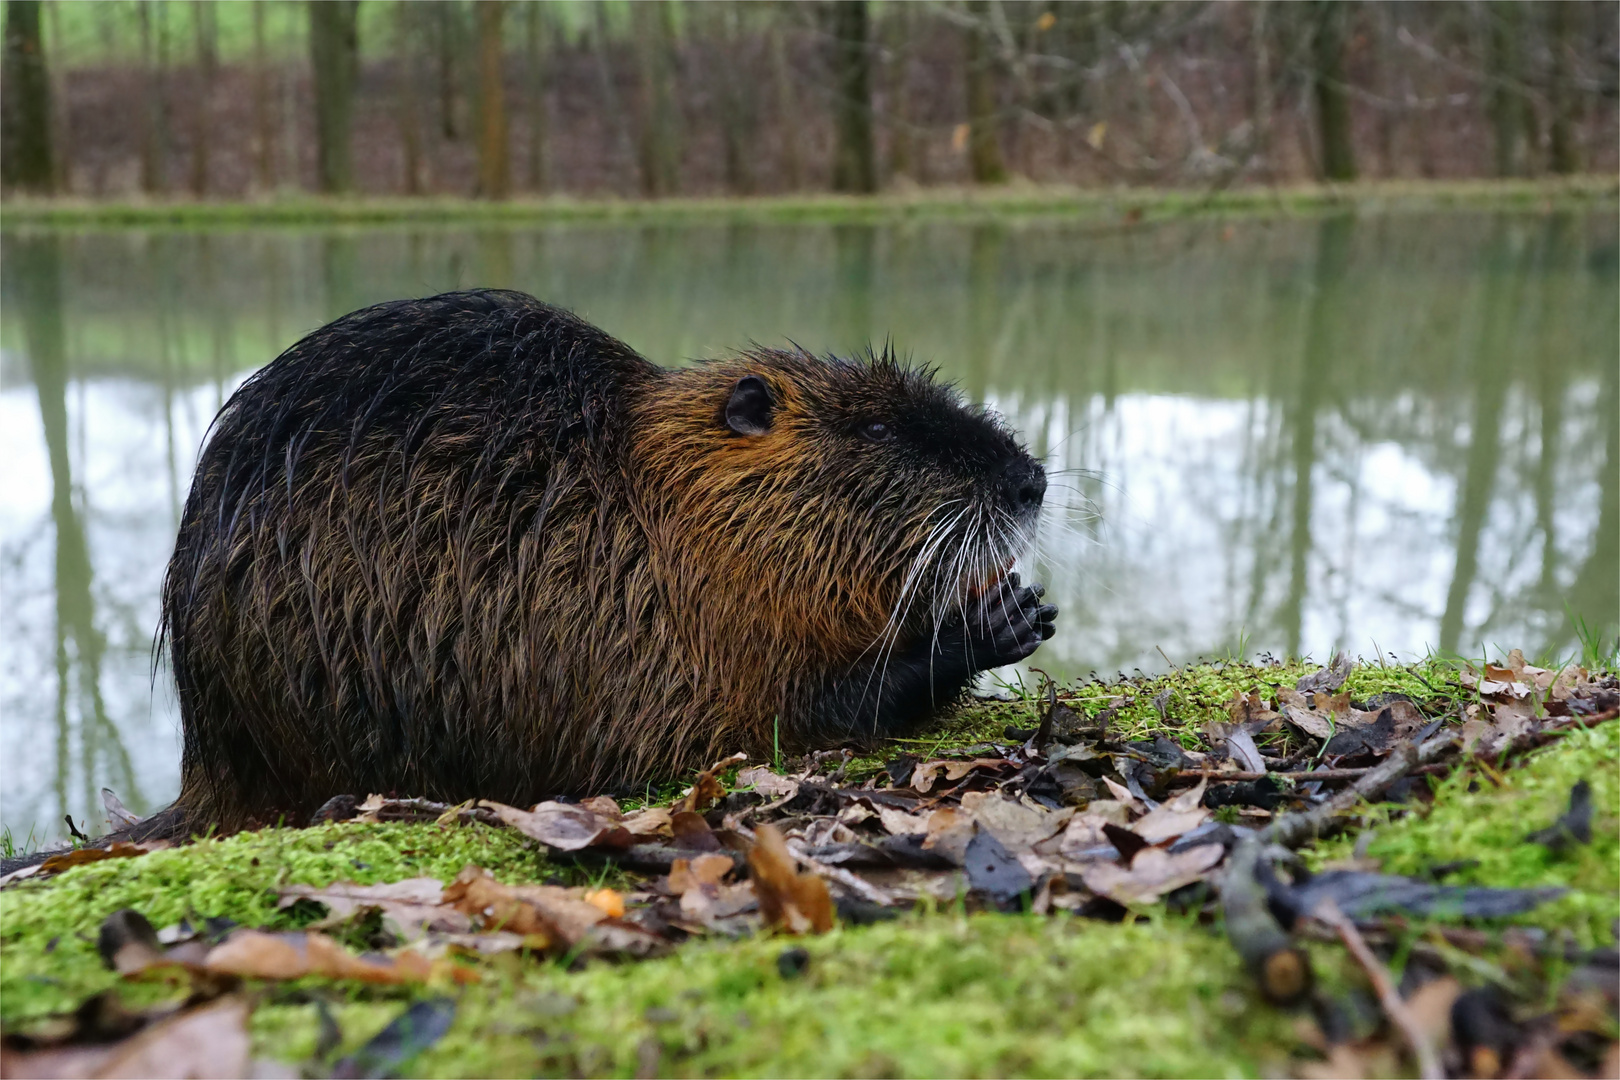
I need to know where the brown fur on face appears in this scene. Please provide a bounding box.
[161,293,1036,834]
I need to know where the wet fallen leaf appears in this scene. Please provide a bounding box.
[748,824,833,935]
[1278,686,1352,740]
[1079,842,1224,904]
[1274,870,1565,922]
[668,854,732,894]
[963,828,1033,907]
[276,879,470,941]
[485,801,633,851]
[1528,779,1594,851]
[331,998,456,1080]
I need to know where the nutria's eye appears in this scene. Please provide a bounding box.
[860,420,895,444]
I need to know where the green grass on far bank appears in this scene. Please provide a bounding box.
[3,176,1616,231]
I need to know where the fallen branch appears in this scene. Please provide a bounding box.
[1313,898,1444,1080]
[1258,732,1458,849]
[1172,764,1452,785]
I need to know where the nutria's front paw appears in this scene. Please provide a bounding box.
[958,572,1058,669]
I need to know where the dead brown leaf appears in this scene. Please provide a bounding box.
[0,996,255,1080]
[910,758,1008,794]
[37,842,167,878]
[579,796,623,820]
[275,878,469,941]
[960,792,1073,851]
[668,854,733,893]
[747,824,834,934]
[1078,842,1224,904]
[485,801,634,851]
[876,805,928,837]
[1130,780,1210,845]
[678,753,748,814]
[736,767,799,800]
[201,929,463,985]
[619,806,674,838]
[1278,686,1352,740]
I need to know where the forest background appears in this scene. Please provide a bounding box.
[1,0,1617,204]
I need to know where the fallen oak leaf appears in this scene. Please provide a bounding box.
[1130,779,1210,845]
[910,758,1009,794]
[748,824,834,934]
[485,800,634,851]
[736,767,799,800]
[1079,842,1224,905]
[619,806,674,838]
[276,878,470,941]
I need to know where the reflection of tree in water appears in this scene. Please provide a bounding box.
[4,234,142,827]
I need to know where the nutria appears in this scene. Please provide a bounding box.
[147,289,1054,836]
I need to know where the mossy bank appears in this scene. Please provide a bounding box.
[2,659,1615,1077]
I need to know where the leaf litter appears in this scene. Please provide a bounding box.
[5,655,1616,1077]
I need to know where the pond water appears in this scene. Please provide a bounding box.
[2,211,1616,841]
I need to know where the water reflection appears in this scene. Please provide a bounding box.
[1,212,1614,840]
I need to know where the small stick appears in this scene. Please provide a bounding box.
[1314,898,1443,1080]
[1171,764,1452,784]
[730,819,898,908]
[1259,732,1457,850]
[786,838,898,908]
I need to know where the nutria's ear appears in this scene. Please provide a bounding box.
[724,375,774,436]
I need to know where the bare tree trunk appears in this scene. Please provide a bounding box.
[2,0,54,192]
[713,1,755,194]
[137,0,168,193]
[631,0,680,197]
[524,0,548,192]
[769,12,802,190]
[434,1,461,139]
[964,0,1007,183]
[1546,0,1579,174]
[475,0,510,199]
[1311,0,1356,181]
[830,0,876,193]
[44,0,68,191]
[1486,1,1525,177]
[252,2,275,190]
[396,0,423,194]
[189,0,216,196]
[1251,0,1273,179]
[885,2,914,183]
[1371,0,1399,176]
[309,0,359,194]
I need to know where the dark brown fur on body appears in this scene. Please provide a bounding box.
[160,290,1053,835]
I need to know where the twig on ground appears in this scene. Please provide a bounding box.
[1259,732,1457,849]
[1313,898,1444,1080]
[729,819,899,908]
[1173,764,1451,784]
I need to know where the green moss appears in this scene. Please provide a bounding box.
[4,660,1611,1076]
[243,913,1298,1079]
[0,822,547,1023]
[3,177,1614,231]
[1309,721,1620,948]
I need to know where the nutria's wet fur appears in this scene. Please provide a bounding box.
[158,290,1055,835]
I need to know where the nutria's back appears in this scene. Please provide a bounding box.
[163,290,1055,834]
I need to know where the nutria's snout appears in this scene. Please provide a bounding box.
[1002,455,1047,516]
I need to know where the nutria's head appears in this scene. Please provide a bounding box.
[631,347,1045,663]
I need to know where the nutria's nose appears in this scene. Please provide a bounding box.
[1003,460,1047,511]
